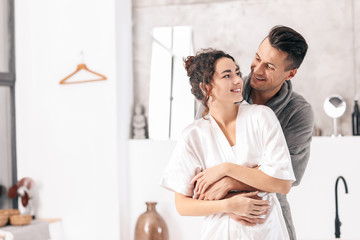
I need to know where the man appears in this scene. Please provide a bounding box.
[195,26,314,240]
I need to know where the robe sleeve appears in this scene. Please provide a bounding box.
[282,103,314,186]
[257,107,296,181]
[160,133,203,197]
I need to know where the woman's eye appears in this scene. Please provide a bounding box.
[224,74,230,78]
[236,72,241,76]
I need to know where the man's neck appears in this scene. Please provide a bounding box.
[250,90,275,105]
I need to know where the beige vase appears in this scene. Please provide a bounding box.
[134,202,169,240]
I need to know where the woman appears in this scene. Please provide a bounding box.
[160,49,295,239]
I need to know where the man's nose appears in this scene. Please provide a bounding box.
[253,62,264,75]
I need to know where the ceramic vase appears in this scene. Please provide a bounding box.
[134,202,169,240]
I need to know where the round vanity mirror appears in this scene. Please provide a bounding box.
[324,95,346,136]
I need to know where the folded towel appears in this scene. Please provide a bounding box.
[0,230,14,240]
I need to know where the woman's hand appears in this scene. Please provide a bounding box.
[191,163,228,195]
[225,191,270,218]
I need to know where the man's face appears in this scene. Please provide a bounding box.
[250,37,297,97]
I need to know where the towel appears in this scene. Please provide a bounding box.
[0,230,14,240]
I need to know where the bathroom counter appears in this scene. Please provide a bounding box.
[0,220,49,240]
[128,137,360,240]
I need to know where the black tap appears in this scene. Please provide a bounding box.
[335,176,349,238]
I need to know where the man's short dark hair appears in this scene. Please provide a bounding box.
[268,25,308,71]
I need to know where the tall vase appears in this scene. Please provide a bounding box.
[134,202,169,240]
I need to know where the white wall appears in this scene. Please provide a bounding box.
[15,0,133,239]
[128,137,360,240]
[128,140,202,240]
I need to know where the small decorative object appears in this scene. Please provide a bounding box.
[7,177,35,215]
[0,209,20,227]
[134,202,169,240]
[0,212,8,227]
[9,214,32,226]
[132,104,148,139]
[312,126,322,136]
[352,100,360,135]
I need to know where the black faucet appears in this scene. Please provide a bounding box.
[335,176,349,238]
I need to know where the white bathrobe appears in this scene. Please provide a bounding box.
[161,101,296,240]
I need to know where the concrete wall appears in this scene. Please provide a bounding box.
[133,0,360,136]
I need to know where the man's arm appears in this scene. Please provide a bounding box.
[283,104,314,186]
[196,176,257,200]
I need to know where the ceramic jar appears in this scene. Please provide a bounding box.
[134,202,169,240]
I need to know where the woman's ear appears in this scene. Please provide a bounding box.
[200,82,212,98]
[199,82,206,95]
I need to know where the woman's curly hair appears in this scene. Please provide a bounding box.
[184,48,236,118]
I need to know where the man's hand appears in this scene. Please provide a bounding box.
[194,176,258,200]
[227,213,266,226]
[191,163,227,195]
[195,176,232,200]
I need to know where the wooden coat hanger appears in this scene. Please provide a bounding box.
[59,63,107,85]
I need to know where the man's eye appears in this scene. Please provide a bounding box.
[267,65,274,70]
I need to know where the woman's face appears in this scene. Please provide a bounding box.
[209,57,243,104]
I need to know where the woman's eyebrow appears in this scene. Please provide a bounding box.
[220,69,232,74]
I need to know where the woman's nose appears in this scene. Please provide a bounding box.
[234,76,243,85]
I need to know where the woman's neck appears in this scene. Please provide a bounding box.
[208,101,238,146]
[208,102,238,126]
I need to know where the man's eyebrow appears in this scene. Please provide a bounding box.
[256,53,277,68]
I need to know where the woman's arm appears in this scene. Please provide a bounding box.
[225,163,292,194]
[175,191,270,218]
[191,163,293,195]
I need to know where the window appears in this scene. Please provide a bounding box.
[0,0,17,209]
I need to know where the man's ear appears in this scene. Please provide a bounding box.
[286,68,297,81]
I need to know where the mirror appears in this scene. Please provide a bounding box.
[324,95,347,137]
[148,26,195,140]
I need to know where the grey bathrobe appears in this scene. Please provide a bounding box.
[242,76,314,240]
